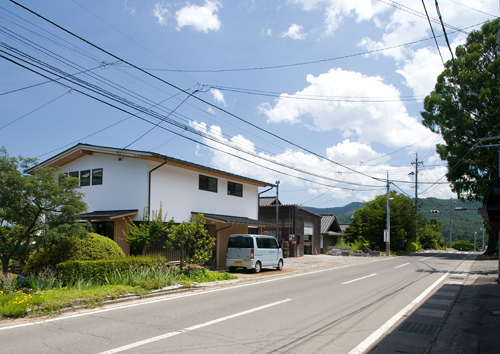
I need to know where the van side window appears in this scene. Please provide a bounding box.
[269,238,278,249]
[256,238,264,248]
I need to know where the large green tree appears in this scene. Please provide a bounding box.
[420,19,500,254]
[0,147,88,272]
[345,192,419,252]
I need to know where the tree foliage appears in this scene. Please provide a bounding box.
[0,147,88,272]
[418,219,445,250]
[420,19,500,254]
[165,213,214,271]
[122,204,169,256]
[421,19,500,200]
[345,192,418,252]
[451,239,475,252]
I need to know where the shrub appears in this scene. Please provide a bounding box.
[56,256,169,285]
[405,241,422,253]
[25,233,125,274]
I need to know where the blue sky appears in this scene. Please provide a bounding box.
[1,0,498,207]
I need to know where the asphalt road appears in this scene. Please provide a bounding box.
[0,251,472,354]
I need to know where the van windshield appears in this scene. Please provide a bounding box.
[228,237,253,248]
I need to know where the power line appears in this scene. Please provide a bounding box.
[0,47,386,190]
[421,0,445,67]
[8,0,386,183]
[0,89,70,130]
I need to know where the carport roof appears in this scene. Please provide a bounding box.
[195,212,274,226]
[77,209,138,220]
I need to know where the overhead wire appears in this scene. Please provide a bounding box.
[8,0,388,183]
[0,46,385,190]
[421,0,446,67]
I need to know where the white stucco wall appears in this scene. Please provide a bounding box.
[148,161,260,223]
[56,153,149,219]
[54,152,261,222]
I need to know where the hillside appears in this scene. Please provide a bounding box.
[304,198,484,243]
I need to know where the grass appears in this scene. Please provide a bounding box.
[1,266,237,318]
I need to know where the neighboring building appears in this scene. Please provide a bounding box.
[320,214,344,253]
[259,196,281,206]
[259,202,321,257]
[32,143,274,267]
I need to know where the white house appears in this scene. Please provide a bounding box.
[33,143,275,267]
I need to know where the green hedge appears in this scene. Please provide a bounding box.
[56,256,169,285]
[25,233,125,274]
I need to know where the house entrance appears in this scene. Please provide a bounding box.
[92,221,114,240]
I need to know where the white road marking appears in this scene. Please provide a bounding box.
[0,257,390,331]
[342,273,377,285]
[419,255,440,261]
[97,299,292,354]
[395,263,410,269]
[347,271,450,354]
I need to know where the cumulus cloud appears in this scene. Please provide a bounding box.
[188,121,451,203]
[210,88,226,106]
[326,139,389,164]
[259,68,437,148]
[176,0,221,32]
[153,3,169,26]
[281,24,307,40]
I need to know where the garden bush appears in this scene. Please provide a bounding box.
[56,255,169,285]
[25,233,125,274]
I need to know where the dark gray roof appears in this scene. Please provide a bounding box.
[259,196,281,206]
[77,209,138,220]
[339,224,350,232]
[196,212,275,226]
[320,214,341,233]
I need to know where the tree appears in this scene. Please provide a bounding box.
[122,204,169,256]
[420,18,500,254]
[0,147,88,272]
[418,219,444,250]
[451,239,474,252]
[345,192,419,252]
[165,213,214,271]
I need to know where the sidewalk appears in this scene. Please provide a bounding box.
[429,257,500,354]
[369,255,500,354]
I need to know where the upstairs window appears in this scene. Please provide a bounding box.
[227,181,243,197]
[80,170,91,186]
[69,171,79,179]
[92,168,103,185]
[199,175,217,193]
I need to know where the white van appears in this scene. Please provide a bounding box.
[226,234,284,273]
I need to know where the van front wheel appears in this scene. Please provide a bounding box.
[277,259,283,270]
[254,261,261,273]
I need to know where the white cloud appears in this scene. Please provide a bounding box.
[210,88,226,106]
[395,47,448,97]
[264,28,273,36]
[176,0,221,32]
[281,24,307,40]
[188,121,451,203]
[326,139,389,164]
[259,68,437,148]
[153,3,169,26]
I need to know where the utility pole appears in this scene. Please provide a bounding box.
[411,154,423,237]
[449,198,453,248]
[275,180,280,243]
[386,172,390,257]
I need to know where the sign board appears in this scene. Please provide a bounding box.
[289,234,295,241]
[384,229,390,243]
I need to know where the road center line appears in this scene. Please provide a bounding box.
[395,263,410,269]
[347,271,450,354]
[342,273,377,285]
[97,299,292,354]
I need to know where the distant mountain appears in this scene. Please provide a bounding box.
[304,198,484,243]
[304,202,363,224]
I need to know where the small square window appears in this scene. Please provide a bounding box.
[69,171,79,178]
[228,181,243,197]
[80,170,90,186]
[92,168,103,185]
[199,175,217,193]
